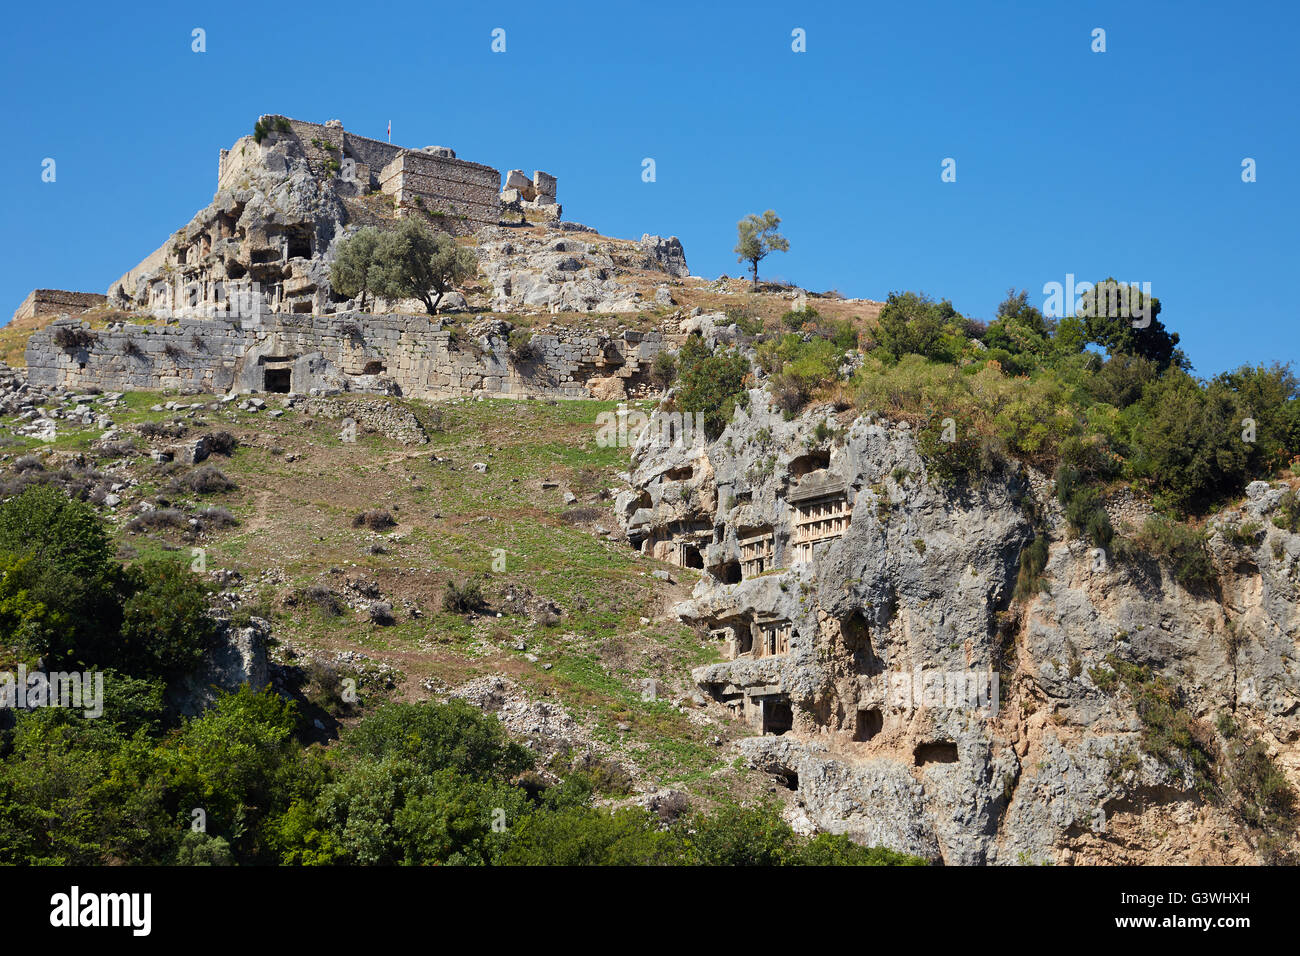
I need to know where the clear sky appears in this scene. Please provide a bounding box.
[1,0,1294,376]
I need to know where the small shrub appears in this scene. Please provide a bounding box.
[138,420,186,439]
[443,579,487,614]
[204,431,238,456]
[780,306,820,331]
[1014,533,1050,601]
[295,584,344,618]
[508,328,539,362]
[174,465,237,496]
[125,508,188,533]
[1126,516,1217,593]
[352,509,395,531]
[650,351,677,389]
[1272,488,1300,534]
[1055,466,1113,549]
[52,326,96,350]
[195,506,238,530]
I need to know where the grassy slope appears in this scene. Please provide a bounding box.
[0,390,770,803]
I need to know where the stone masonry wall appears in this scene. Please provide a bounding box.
[11,290,108,324]
[378,150,501,228]
[25,313,665,401]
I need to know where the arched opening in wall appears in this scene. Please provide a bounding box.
[363,360,386,375]
[225,261,247,280]
[252,248,280,265]
[855,708,883,741]
[789,450,830,479]
[682,545,703,569]
[913,742,958,766]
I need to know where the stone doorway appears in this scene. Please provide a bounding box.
[264,367,291,393]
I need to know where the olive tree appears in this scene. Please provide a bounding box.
[734,210,789,288]
[329,227,386,310]
[373,218,479,315]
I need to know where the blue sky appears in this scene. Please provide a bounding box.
[1,0,1294,376]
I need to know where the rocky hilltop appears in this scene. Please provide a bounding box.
[2,115,1295,869]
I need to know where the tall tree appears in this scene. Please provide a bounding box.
[734,210,789,288]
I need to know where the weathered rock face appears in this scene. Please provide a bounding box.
[166,617,272,718]
[26,312,668,401]
[477,228,688,314]
[616,394,1300,864]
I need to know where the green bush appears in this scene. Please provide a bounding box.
[342,700,533,780]
[119,559,217,678]
[675,336,750,439]
[1126,371,1250,514]
[874,291,964,362]
[1055,466,1113,549]
[1014,533,1050,601]
[442,579,486,614]
[0,486,122,664]
[650,350,677,389]
[1122,516,1217,593]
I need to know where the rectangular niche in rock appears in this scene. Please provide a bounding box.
[755,618,792,658]
[738,526,775,578]
[788,474,851,564]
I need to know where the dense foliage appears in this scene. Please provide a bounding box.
[0,487,923,867]
[749,284,1298,521]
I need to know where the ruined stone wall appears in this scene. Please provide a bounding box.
[216,135,264,192]
[25,313,664,401]
[11,289,108,323]
[378,151,500,229]
[108,240,177,302]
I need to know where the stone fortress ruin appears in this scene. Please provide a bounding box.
[107,115,561,319]
[19,115,692,401]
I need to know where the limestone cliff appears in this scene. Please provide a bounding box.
[616,389,1300,864]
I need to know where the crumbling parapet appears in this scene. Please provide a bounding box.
[500,168,562,222]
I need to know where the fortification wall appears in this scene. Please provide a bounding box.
[11,289,108,324]
[109,239,173,301]
[217,134,264,191]
[378,151,501,228]
[25,313,664,401]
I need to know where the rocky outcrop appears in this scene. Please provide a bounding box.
[615,393,1300,864]
[478,227,688,314]
[166,617,272,718]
